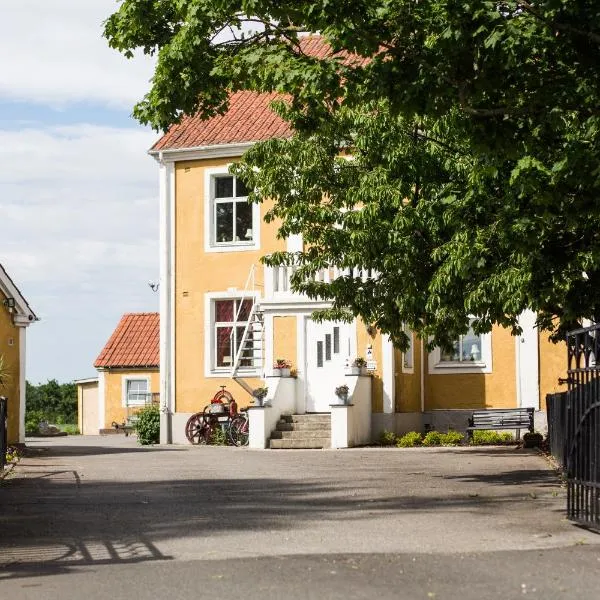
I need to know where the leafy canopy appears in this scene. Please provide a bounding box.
[105,1,600,348]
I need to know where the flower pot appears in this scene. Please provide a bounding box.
[335,394,349,405]
[272,368,282,377]
[345,366,366,376]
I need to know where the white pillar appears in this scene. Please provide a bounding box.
[381,333,395,414]
[516,309,540,409]
[18,326,26,443]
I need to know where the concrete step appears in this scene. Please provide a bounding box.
[270,437,331,449]
[271,429,331,440]
[276,421,330,432]
[279,414,331,425]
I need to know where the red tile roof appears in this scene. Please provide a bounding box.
[151,35,360,152]
[94,313,159,369]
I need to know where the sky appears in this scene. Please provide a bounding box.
[0,2,160,383]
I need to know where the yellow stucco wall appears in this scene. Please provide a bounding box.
[273,316,297,370]
[355,320,384,412]
[425,325,517,410]
[102,369,159,427]
[174,158,285,413]
[539,333,567,410]
[395,336,422,413]
[0,295,21,444]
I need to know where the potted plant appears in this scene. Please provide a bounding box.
[335,384,350,405]
[345,357,367,376]
[252,386,269,406]
[272,358,292,377]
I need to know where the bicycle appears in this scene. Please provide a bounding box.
[228,409,249,446]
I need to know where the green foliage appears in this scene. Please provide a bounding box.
[135,404,160,445]
[5,445,21,464]
[470,430,514,445]
[0,354,11,388]
[422,431,444,446]
[58,424,80,435]
[26,380,77,425]
[25,410,45,435]
[209,426,228,446]
[378,429,397,446]
[397,431,422,448]
[104,1,600,341]
[440,431,464,446]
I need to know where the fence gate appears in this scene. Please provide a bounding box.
[565,324,600,530]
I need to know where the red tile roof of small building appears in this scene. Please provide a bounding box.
[151,35,361,152]
[94,313,159,369]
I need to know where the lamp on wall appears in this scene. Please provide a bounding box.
[3,297,15,313]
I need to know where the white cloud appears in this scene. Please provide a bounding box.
[0,124,160,382]
[0,1,155,107]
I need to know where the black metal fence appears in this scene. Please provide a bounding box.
[547,324,600,531]
[0,396,7,470]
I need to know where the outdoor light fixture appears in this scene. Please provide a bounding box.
[3,297,15,311]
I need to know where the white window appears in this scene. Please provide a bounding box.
[205,168,260,252]
[429,320,492,374]
[123,378,149,406]
[210,297,258,374]
[402,324,414,373]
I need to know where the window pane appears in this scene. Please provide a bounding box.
[333,327,340,354]
[216,202,234,242]
[215,300,234,322]
[403,326,413,369]
[236,178,249,197]
[462,327,481,361]
[215,176,234,198]
[325,334,332,361]
[440,340,460,362]
[236,298,253,322]
[216,326,233,367]
[237,325,252,367]
[317,341,323,368]
[236,201,253,241]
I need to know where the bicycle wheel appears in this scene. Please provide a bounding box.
[185,412,210,444]
[228,414,249,446]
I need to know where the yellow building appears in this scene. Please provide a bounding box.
[150,38,567,446]
[78,313,159,434]
[0,263,38,445]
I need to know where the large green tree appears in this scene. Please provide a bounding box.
[105,1,600,348]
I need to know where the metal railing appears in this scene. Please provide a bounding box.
[558,324,600,530]
[0,396,7,470]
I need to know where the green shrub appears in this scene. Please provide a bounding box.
[5,445,21,464]
[422,430,444,446]
[24,410,45,435]
[209,426,227,446]
[470,430,514,445]
[397,431,423,447]
[379,430,397,446]
[58,424,80,435]
[440,431,464,446]
[135,405,160,445]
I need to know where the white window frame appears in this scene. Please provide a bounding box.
[204,291,261,377]
[428,323,492,374]
[122,376,151,407]
[401,324,414,374]
[204,165,260,253]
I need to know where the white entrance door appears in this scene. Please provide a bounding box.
[306,319,352,412]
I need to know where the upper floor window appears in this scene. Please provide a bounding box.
[210,174,258,249]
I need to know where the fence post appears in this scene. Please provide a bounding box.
[0,396,7,469]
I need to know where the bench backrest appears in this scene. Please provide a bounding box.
[470,408,534,428]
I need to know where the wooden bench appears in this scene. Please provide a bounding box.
[466,407,534,441]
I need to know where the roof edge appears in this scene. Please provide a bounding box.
[0,263,38,325]
[149,141,256,162]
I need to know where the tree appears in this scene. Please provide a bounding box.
[26,380,77,424]
[104,1,600,348]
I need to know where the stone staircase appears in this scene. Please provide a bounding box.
[269,414,331,449]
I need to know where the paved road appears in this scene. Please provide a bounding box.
[1,436,599,599]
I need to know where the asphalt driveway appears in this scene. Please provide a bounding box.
[1,436,599,599]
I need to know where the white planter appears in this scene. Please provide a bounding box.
[345,366,366,376]
[272,368,291,377]
[335,394,349,405]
